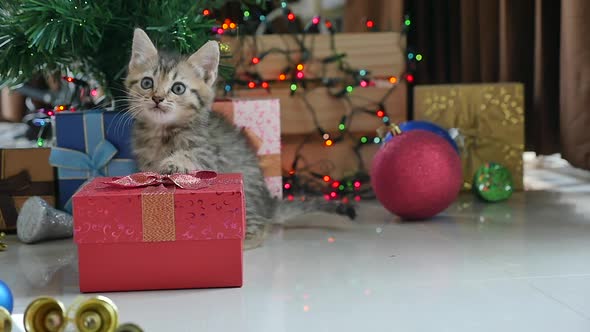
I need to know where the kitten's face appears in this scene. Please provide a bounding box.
[125,29,219,126]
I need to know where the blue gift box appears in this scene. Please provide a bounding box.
[50,110,138,211]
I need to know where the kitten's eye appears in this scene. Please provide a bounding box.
[140,77,153,89]
[171,82,186,95]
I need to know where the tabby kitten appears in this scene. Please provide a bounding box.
[125,29,354,240]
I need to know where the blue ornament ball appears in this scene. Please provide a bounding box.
[0,280,13,314]
[383,120,459,153]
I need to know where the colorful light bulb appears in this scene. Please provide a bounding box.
[251,57,260,64]
[248,81,256,89]
[202,9,210,16]
[312,16,320,25]
[261,82,269,89]
[279,73,287,81]
[366,20,375,28]
[323,175,331,182]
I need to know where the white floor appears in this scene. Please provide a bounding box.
[1,154,590,331]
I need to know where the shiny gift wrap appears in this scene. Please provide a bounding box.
[50,110,138,212]
[414,83,524,190]
[72,172,245,293]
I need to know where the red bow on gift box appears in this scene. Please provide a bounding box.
[104,171,218,190]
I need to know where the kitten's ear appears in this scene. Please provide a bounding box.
[129,28,157,67]
[187,41,220,86]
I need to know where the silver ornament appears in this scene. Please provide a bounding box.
[16,196,73,244]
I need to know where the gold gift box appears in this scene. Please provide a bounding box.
[414,83,525,190]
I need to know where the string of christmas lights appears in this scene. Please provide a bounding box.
[203,4,422,201]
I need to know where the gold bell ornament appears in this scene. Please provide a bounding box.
[21,296,142,332]
[1,306,13,332]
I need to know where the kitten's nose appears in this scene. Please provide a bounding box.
[152,96,164,104]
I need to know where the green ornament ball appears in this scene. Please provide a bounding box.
[473,162,514,202]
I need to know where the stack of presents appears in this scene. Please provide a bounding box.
[1,83,524,292]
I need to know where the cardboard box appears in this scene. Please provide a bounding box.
[0,148,55,231]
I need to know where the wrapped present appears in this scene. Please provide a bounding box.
[212,99,282,198]
[72,171,245,293]
[49,110,138,211]
[0,148,55,232]
[414,83,525,190]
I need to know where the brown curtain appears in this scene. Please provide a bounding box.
[560,0,590,170]
[344,0,590,169]
[403,0,590,170]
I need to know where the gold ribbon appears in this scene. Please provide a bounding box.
[141,186,176,242]
[415,84,525,190]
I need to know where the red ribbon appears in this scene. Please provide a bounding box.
[104,171,218,190]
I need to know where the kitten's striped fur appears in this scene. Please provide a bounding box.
[125,29,354,243]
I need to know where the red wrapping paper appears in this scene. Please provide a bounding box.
[72,173,245,293]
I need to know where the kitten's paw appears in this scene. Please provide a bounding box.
[244,224,266,250]
[160,163,190,175]
[158,156,194,174]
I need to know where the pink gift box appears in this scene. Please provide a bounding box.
[212,98,282,198]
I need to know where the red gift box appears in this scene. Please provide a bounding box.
[72,172,245,293]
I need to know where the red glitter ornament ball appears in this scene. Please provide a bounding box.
[371,130,462,220]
